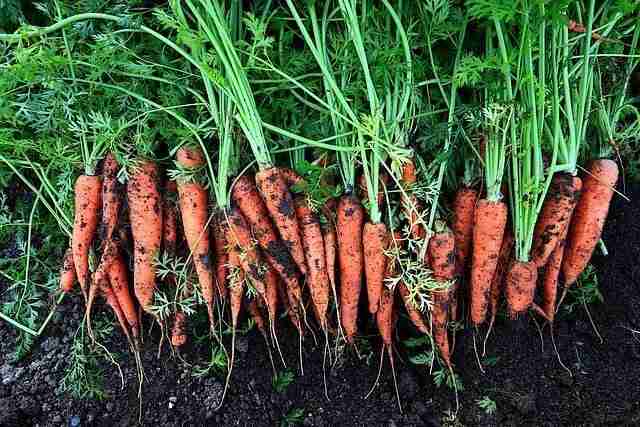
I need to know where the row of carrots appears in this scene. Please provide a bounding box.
[58,144,618,407]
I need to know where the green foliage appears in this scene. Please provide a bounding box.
[476,396,497,415]
[280,408,304,427]
[563,264,603,314]
[272,369,295,393]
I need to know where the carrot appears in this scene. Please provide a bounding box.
[531,174,582,267]
[400,160,425,240]
[162,180,178,258]
[101,152,121,244]
[452,187,478,275]
[322,218,337,304]
[505,260,538,318]
[294,196,330,328]
[541,227,567,322]
[86,265,132,345]
[171,311,187,347]
[211,211,228,300]
[399,282,429,335]
[72,174,102,300]
[337,194,364,343]
[103,283,133,345]
[263,265,279,329]
[226,207,267,299]
[247,296,277,375]
[488,231,514,323]
[358,172,389,209]
[232,176,303,328]
[127,160,162,313]
[562,159,619,286]
[469,199,508,325]
[176,146,215,330]
[428,228,456,366]
[107,251,140,342]
[60,248,76,293]
[255,167,307,275]
[278,167,303,188]
[363,222,389,314]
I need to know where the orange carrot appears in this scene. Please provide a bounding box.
[399,282,429,335]
[60,248,76,293]
[322,220,337,303]
[401,160,425,240]
[263,264,279,327]
[505,260,538,318]
[337,194,364,342]
[531,174,582,267]
[232,176,303,328]
[255,167,307,275]
[127,160,162,313]
[162,180,178,258]
[294,197,330,328]
[103,282,133,345]
[488,231,514,323]
[470,199,508,325]
[226,243,245,331]
[278,167,303,188]
[363,222,389,314]
[452,187,478,275]
[562,159,619,286]
[107,251,140,342]
[226,207,267,298]
[212,211,229,300]
[101,152,121,244]
[428,228,456,366]
[72,174,102,300]
[171,311,187,347]
[541,227,567,322]
[176,146,215,329]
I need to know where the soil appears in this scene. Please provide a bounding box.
[1,184,639,427]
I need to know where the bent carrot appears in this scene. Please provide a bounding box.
[255,167,307,275]
[505,260,538,318]
[399,282,429,335]
[541,227,567,322]
[562,159,618,286]
[294,197,330,328]
[60,248,76,293]
[127,160,162,313]
[107,251,140,342]
[337,194,364,343]
[226,207,267,298]
[176,146,215,329]
[470,199,508,325]
[531,174,582,267]
[72,174,102,300]
[452,187,478,276]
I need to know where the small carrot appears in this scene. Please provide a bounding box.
[255,167,307,275]
[176,146,215,330]
[531,174,582,267]
[562,159,618,287]
[452,186,478,275]
[399,282,430,335]
[101,152,121,245]
[162,180,179,259]
[107,251,140,343]
[337,194,364,343]
[127,160,163,313]
[212,211,229,300]
[72,174,102,300]
[541,227,567,322]
[358,172,389,210]
[226,207,267,299]
[363,222,389,314]
[171,311,187,347]
[470,199,508,326]
[488,231,514,325]
[400,160,425,240]
[278,167,303,188]
[505,260,538,318]
[294,196,330,328]
[60,248,76,293]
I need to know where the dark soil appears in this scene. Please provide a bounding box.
[1,185,639,427]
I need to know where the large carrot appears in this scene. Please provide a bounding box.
[232,176,303,328]
[531,174,582,267]
[505,260,538,318]
[294,197,330,328]
[60,248,76,293]
[176,146,215,329]
[452,187,478,275]
[470,199,508,325]
[127,160,162,313]
[337,194,364,343]
[107,251,140,343]
[72,174,102,300]
[363,222,389,314]
[562,159,618,286]
[255,167,307,275]
[428,228,456,366]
